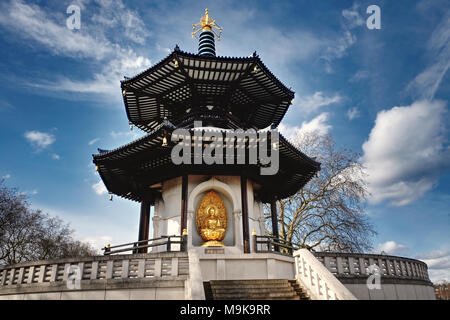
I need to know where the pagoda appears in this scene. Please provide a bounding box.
[0,10,436,303]
[93,9,320,255]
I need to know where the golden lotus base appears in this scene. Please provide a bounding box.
[201,240,225,247]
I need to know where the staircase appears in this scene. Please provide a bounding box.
[204,279,310,300]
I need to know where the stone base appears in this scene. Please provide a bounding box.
[185,247,296,299]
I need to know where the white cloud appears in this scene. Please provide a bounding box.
[0,1,112,60]
[297,113,332,136]
[407,10,450,100]
[88,138,100,145]
[48,53,151,96]
[110,130,145,141]
[375,241,408,255]
[296,92,342,113]
[19,189,38,196]
[342,3,365,28]
[320,3,366,73]
[2,174,11,179]
[347,107,360,120]
[82,235,113,252]
[416,249,450,283]
[349,70,370,82]
[92,180,108,195]
[321,30,357,73]
[279,112,332,141]
[24,130,55,151]
[0,0,151,99]
[51,153,60,160]
[90,0,150,45]
[361,100,450,206]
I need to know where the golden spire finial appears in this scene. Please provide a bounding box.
[192,8,223,40]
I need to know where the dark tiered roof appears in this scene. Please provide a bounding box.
[94,45,321,203]
[93,124,320,203]
[121,48,294,132]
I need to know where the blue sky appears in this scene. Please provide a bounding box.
[0,0,448,282]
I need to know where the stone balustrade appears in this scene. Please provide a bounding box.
[0,252,189,299]
[313,251,431,284]
[294,249,357,300]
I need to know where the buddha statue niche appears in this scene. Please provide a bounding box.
[196,191,227,247]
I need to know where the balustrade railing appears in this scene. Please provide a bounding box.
[294,249,357,300]
[252,235,301,256]
[103,235,187,255]
[313,252,431,283]
[0,252,189,289]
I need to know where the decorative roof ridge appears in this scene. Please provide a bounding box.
[93,119,176,159]
[121,50,176,86]
[253,55,295,97]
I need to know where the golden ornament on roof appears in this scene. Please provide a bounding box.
[192,8,223,40]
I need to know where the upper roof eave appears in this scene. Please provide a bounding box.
[120,48,294,98]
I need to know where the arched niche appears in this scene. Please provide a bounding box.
[187,177,241,247]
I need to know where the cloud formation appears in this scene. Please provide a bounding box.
[375,241,408,255]
[416,249,450,283]
[347,107,360,120]
[362,100,450,206]
[82,235,112,252]
[342,3,365,28]
[279,112,332,141]
[92,180,108,195]
[407,10,450,100]
[0,0,151,98]
[296,91,342,113]
[24,130,55,151]
[88,138,100,146]
[19,189,38,196]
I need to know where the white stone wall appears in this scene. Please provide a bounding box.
[153,175,266,251]
[0,287,186,300]
[343,283,436,300]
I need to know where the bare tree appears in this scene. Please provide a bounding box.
[265,132,376,253]
[0,180,97,265]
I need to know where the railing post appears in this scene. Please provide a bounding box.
[167,237,171,252]
[91,261,99,280]
[0,269,6,286]
[182,229,188,252]
[17,267,24,285]
[50,264,58,283]
[274,237,280,253]
[121,260,130,279]
[154,258,162,277]
[9,268,15,285]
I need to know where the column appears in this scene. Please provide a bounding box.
[270,196,280,252]
[270,197,279,238]
[138,200,151,253]
[241,176,250,253]
[180,175,188,251]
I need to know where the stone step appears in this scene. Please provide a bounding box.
[211,287,296,295]
[206,279,310,300]
[209,283,292,289]
[210,279,291,286]
[213,292,301,300]
[289,280,309,299]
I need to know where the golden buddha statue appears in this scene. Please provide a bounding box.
[196,191,227,247]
